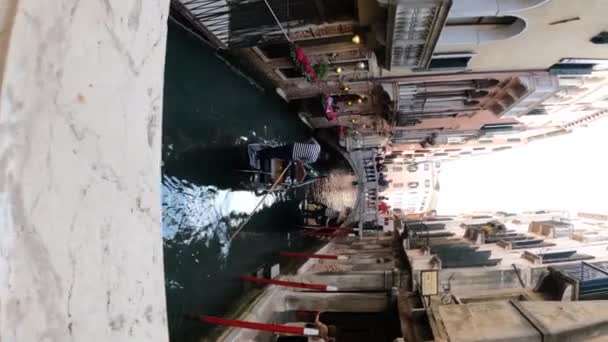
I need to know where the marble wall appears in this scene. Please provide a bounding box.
[0,0,170,341]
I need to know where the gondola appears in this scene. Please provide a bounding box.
[239,143,322,195]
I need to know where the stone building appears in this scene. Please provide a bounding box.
[383,69,608,163]
[374,0,608,158]
[211,210,608,341]
[173,0,608,159]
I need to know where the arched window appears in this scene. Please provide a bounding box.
[449,0,550,18]
[438,16,526,46]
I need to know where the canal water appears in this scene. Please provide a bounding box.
[161,23,356,341]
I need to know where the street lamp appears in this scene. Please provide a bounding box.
[335,66,343,74]
[356,61,366,70]
[352,35,361,44]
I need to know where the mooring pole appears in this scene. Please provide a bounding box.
[280,251,349,260]
[299,225,355,231]
[303,231,350,237]
[240,275,338,291]
[198,315,320,336]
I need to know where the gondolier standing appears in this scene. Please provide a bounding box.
[258,138,323,165]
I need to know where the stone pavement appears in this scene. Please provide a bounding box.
[0,1,170,341]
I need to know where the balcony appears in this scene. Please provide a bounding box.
[488,74,560,118]
[172,0,322,49]
[382,0,452,70]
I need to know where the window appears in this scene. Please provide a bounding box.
[257,43,291,59]
[393,183,404,188]
[424,163,430,171]
[434,153,448,156]
[473,147,486,151]
[591,32,608,44]
[493,146,513,151]
[407,164,418,172]
[446,16,518,26]
[408,182,419,189]
[277,68,304,79]
[526,108,548,116]
[445,148,461,152]
[447,136,466,144]
[549,63,594,76]
[429,53,474,70]
[507,138,521,143]
[435,162,441,168]
[481,123,516,132]
[478,140,493,144]
[425,180,431,188]
[392,167,403,172]
[559,58,608,71]
[460,151,472,155]
[439,16,526,46]
[429,57,471,69]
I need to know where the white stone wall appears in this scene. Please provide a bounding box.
[0,1,170,341]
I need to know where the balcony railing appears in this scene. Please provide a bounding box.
[172,0,318,49]
[384,0,452,70]
[172,0,356,49]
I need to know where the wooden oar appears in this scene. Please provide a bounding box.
[227,162,293,243]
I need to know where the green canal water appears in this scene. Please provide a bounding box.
[161,23,356,341]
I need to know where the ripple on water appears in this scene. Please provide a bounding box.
[161,175,277,257]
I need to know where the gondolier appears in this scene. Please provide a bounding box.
[258,138,323,164]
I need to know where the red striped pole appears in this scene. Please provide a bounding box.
[280,251,349,260]
[240,275,338,291]
[299,225,354,231]
[323,226,354,231]
[303,231,350,237]
[199,315,319,336]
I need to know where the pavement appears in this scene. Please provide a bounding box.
[0,1,170,341]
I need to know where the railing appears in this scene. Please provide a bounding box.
[554,262,608,299]
[172,0,330,49]
[384,0,452,70]
[173,0,231,48]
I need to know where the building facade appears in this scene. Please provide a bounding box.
[173,0,608,161]
[215,209,608,341]
[381,160,440,215]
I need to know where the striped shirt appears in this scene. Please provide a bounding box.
[292,141,321,163]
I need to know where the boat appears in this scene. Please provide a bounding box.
[239,143,322,195]
[298,199,344,227]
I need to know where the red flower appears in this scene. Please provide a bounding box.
[295,48,306,60]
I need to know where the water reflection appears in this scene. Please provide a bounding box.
[307,167,358,213]
[162,175,278,257]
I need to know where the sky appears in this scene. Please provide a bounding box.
[437,118,608,215]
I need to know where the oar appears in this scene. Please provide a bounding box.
[226,162,293,243]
